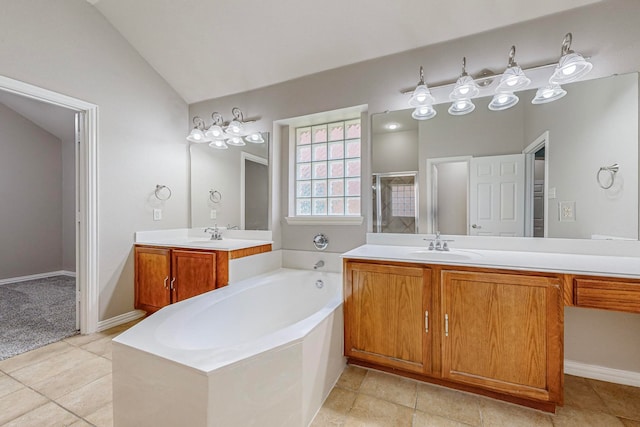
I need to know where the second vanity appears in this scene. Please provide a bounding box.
[134,229,272,313]
[341,241,640,413]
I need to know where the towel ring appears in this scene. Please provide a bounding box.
[597,164,619,189]
[209,190,222,203]
[154,185,172,201]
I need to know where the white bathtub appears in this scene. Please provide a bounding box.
[112,268,345,427]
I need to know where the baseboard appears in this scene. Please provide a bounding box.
[0,270,76,286]
[97,310,146,332]
[565,359,640,387]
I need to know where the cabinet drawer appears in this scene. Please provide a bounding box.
[574,278,640,314]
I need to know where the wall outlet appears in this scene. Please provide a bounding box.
[153,208,162,221]
[210,209,217,219]
[559,201,576,222]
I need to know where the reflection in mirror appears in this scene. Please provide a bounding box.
[372,73,639,240]
[190,133,269,230]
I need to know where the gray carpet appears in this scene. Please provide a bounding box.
[0,275,78,361]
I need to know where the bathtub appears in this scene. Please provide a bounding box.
[112,268,345,427]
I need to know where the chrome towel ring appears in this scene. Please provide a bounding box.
[154,185,172,201]
[209,190,222,203]
[597,163,619,189]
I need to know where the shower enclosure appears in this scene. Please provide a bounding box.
[372,172,418,233]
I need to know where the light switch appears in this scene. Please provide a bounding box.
[558,201,575,222]
[153,209,162,221]
[210,209,217,219]
[548,187,557,199]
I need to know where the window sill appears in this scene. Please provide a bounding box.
[285,216,364,226]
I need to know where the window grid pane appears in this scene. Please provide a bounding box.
[295,118,360,216]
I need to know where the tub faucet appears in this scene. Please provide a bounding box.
[204,225,223,240]
[314,260,325,270]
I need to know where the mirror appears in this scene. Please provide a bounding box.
[372,72,639,239]
[190,133,269,230]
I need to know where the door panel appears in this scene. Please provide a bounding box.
[470,154,525,236]
[172,250,216,303]
[135,247,171,311]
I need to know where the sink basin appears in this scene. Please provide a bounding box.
[409,249,480,261]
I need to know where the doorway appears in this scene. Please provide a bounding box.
[524,131,549,238]
[0,75,98,335]
[241,152,268,230]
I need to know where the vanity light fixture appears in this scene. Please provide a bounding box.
[409,66,435,107]
[403,33,591,120]
[531,84,567,104]
[549,33,593,84]
[488,92,519,111]
[186,107,263,149]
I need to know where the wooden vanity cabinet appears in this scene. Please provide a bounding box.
[344,261,432,374]
[135,246,217,313]
[343,259,564,411]
[441,270,563,403]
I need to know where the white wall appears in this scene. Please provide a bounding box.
[189,1,640,374]
[0,0,188,320]
[0,103,63,279]
[372,129,418,173]
[436,162,468,235]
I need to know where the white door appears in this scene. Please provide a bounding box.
[469,154,525,236]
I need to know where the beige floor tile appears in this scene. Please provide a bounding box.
[55,374,113,417]
[416,383,481,426]
[0,373,24,399]
[31,356,112,400]
[552,405,624,427]
[336,365,368,392]
[85,402,114,427]
[589,379,640,421]
[311,387,357,427]
[563,375,609,412]
[0,341,74,373]
[344,394,414,427]
[68,419,93,427]
[479,398,554,427]
[81,335,113,358]
[413,409,472,427]
[359,370,417,408]
[11,347,98,386]
[620,418,640,427]
[0,387,49,425]
[64,331,111,347]
[2,401,79,427]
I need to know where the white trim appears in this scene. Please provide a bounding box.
[285,216,364,226]
[523,131,549,238]
[0,75,99,334]
[0,271,76,286]
[565,359,640,387]
[97,310,146,332]
[240,152,268,230]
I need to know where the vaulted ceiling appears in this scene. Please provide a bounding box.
[88,0,601,104]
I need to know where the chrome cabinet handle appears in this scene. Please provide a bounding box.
[170,278,176,290]
[445,314,449,337]
[425,310,429,333]
[163,276,169,289]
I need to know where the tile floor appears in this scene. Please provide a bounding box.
[1,321,639,427]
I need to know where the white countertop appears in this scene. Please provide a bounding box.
[342,244,640,279]
[135,228,272,252]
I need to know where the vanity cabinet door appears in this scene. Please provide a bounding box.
[344,261,431,374]
[441,270,563,403]
[135,246,171,312]
[171,249,217,303]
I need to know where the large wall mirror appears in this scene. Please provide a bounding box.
[372,72,639,240]
[190,133,270,230]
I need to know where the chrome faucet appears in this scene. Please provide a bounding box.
[204,225,223,240]
[424,231,453,251]
[314,260,325,270]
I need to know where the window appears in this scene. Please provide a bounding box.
[294,119,361,216]
[391,184,416,217]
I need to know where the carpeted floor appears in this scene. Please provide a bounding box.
[0,275,78,360]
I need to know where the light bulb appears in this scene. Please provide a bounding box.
[563,64,577,76]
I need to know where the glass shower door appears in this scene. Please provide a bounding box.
[373,173,418,233]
